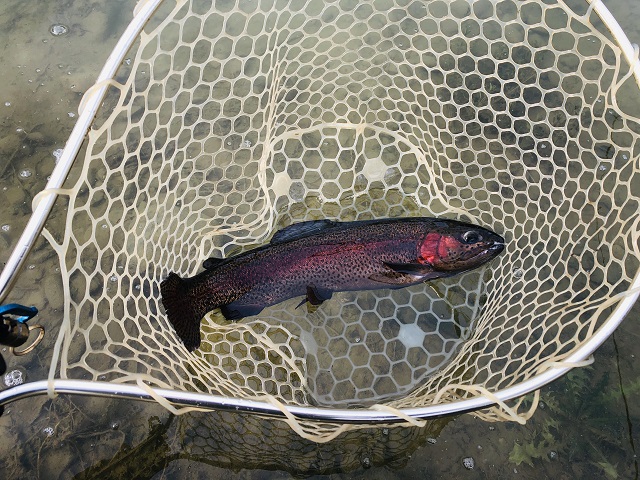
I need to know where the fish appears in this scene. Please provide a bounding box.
[160,217,505,351]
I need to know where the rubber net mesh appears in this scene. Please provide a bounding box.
[44,0,640,441]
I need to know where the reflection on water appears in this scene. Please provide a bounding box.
[73,409,447,478]
[0,394,449,478]
[0,0,639,479]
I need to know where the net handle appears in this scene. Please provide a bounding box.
[0,0,164,304]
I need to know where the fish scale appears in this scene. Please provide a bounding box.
[161,217,504,351]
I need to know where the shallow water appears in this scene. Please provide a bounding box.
[0,0,639,478]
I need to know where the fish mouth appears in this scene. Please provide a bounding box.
[489,241,505,253]
[471,241,505,262]
[449,241,505,270]
[484,242,505,258]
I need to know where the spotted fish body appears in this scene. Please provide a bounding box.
[161,217,505,351]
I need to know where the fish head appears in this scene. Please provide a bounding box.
[419,224,505,272]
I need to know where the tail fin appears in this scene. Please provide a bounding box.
[160,272,202,352]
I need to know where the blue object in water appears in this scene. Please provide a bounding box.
[0,304,38,323]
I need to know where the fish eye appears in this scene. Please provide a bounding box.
[461,231,481,244]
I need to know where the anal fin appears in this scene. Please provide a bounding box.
[296,285,333,312]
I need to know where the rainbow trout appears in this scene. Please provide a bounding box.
[161,217,505,351]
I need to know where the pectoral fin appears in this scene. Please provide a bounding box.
[369,262,443,285]
[368,271,415,285]
[383,262,436,276]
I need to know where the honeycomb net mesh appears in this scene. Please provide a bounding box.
[45,0,640,440]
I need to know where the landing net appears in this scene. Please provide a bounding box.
[33,0,640,441]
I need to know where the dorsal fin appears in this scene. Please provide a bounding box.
[270,219,338,244]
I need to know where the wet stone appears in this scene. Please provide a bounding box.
[462,457,475,470]
[50,24,69,36]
